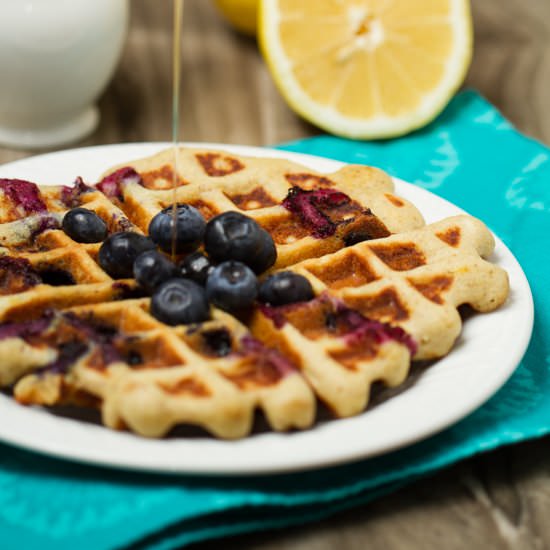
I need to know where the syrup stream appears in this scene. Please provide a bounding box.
[171,0,184,259]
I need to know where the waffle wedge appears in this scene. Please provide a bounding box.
[5,304,315,438]
[0,178,143,321]
[250,215,509,416]
[102,147,425,269]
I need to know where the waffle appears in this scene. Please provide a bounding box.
[249,215,509,417]
[102,147,425,268]
[0,178,143,321]
[0,151,509,439]
[6,303,316,438]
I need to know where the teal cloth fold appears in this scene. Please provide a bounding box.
[1,90,548,550]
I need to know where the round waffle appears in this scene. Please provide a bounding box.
[0,147,509,440]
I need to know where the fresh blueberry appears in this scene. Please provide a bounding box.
[150,278,210,325]
[204,212,265,265]
[148,204,205,254]
[248,228,277,274]
[206,261,258,312]
[62,207,108,243]
[179,251,214,285]
[258,272,314,306]
[133,250,178,293]
[98,232,155,279]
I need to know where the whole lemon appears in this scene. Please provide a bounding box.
[213,0,258,37]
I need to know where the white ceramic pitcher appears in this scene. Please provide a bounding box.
[0,0,129,149]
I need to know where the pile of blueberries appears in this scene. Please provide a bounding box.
[62,205,314,325]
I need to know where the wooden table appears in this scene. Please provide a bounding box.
[1,1,549,548]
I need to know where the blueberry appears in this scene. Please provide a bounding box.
[258,272,314,306]
[133,250,178,293]
[248,228,277,274]
[151,278,210,326]
[204,212,265,265]
[200,328,233,357]
[62,207,107,243]
[179,252,213,285]
[98,232,155,279]
[206,261,258,312]
[148,204,205,254]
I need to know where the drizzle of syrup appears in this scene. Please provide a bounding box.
[171,0,184,260]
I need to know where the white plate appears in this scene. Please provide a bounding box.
[0,143,533,475]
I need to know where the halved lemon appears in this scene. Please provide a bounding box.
[259,0,472,139]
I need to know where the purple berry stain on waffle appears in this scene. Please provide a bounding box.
[261,294,417,356]
[61,176,94,208]
[331,302,417,356]
[0,310,54,340]
[61,312,123,366]
[0,311,125,375]
[0,256,42,294]
[0,179,47,215]
[0,179,61,238]
[40,341,89,375]
[30,214,61,239]
[96,167,142,200]
[240,335,297,377]
[282,186,352,238]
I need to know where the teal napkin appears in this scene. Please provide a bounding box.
[1,90,548,550]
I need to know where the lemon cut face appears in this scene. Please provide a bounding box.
[259,0,472,139]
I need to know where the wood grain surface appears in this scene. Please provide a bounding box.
[1,1,549,549]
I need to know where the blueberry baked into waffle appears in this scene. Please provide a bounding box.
[0,148,509,439]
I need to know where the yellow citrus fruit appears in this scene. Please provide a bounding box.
[213,0,259,37]
[259,0,473,139]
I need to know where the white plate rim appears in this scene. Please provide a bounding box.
[0,142,534,475]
